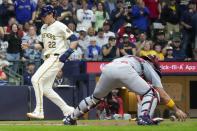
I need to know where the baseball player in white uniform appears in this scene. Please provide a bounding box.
[63,55,187,125]
[26,5,78,119]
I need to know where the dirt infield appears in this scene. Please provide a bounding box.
[0,120,136,126]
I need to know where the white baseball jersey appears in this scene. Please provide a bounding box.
[76,9,95,31]
[39,21,73,56]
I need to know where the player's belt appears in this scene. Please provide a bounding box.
[45,53,60,59]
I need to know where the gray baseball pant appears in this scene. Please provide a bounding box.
[71,62,158,119]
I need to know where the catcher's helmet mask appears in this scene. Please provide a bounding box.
[141,55,162,78]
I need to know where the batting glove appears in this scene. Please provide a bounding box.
[59,48,74,63]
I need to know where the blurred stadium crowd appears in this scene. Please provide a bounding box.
[0,0,197,84]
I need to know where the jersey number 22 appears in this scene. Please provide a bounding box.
[48,41,56,48]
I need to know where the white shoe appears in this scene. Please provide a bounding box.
[64,107,75,116]
[27,112,44,119]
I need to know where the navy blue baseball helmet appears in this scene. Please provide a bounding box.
[40,5,55,17]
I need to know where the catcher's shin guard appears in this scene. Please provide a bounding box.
[139,88,160,118]
[71,95,100,120]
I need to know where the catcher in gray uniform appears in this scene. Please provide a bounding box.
[63,55,187,125]
[138,55,187,122]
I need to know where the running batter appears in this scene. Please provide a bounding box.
[63,55,187,125]
[26,5,77,119]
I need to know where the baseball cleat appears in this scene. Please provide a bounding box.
[27,112,44,119]
[137,115,157,125]
[152,117,164,124]
[63,115,77,125]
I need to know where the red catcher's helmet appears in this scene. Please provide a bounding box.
[141,55,162,78]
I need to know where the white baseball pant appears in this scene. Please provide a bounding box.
[31,55,73,116]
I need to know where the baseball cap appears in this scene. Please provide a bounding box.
[109,36,116,40]
[156,30,165,35]
[79,27,87,32]
[153,22,165,29]
[166,46,173,50]
[123,34,129,37]
[172,32,181,38]
[125,23,132,27]
[172,37,181,42]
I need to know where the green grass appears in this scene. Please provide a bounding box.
[0,119,196,131]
